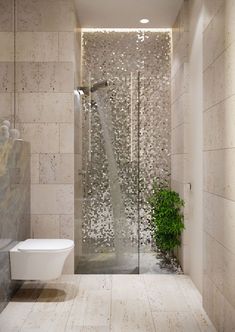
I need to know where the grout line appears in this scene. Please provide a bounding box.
[204,230,235,257]
[109,275,113,331]
[203,93,235,114]
[203,146,235,152]
[204,190,235,204]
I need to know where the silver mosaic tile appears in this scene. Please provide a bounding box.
[78,30,171,255]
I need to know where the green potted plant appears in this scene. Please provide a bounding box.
[148,183,184,256]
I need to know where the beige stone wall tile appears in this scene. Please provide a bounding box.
[204,149,235,201]
[204,192,235,254]
[0,92,13,121]
[31,215,60,238]
[39,153,74,184]
[31,153,39,184]
[0,0,14,32]
[16,62,39,92]
[204,43,235,110]
[16,32,58,62]
[31,184,74,215]
[60,215,74,240]
[171,94,189,129]
[59,32,75,62]
[171,124,188,154]
[59,124,74,153]
[203,4,225,69]
[171,64,188,103]
[204,95,235,150]
[19,123,60,153]
[203,0,223,31]
[17,0,75,32]
[38,62,74,93]
[16,93,74,123]
[0,32,14,62]
[203,275,224,331]
[0,62,13,92]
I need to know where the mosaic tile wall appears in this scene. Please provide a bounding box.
[79,30,171,255]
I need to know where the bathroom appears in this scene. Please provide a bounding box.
[0,0,234,330]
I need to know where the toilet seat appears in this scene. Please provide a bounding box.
[17,239,74,253]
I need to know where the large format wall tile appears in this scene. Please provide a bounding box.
[0,32,14,62]
[19,123,60,154]
[16,32,58,62]
[0,62,13,92]
[204,95,235,150]
[38,62,74,93]
[59,32,75,62]
[0,0,14,32]
[0,93,13,121]
[204,192,235,254]
[16,62,39,92]
[16,93,74,123]
[31,184,74,215]
[59,124,74,153]
[31,215,60,238]
[31,153,39,184]
[204,149,235,201]
[39,153,74,184]
[16,0,75,32]
[203,3,225,69]
[16,62,74,93]
[204,232,235,310]
[204,42,235,111]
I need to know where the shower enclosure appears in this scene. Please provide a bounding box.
[74,30,171,274]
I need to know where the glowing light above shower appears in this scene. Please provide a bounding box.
[140,18,150,24]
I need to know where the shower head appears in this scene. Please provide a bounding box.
[77,80,108,96]
[91,80,108,93]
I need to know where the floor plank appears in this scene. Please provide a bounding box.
[0,275,216,332]
[65,275,111,331]
[110,275,155,332]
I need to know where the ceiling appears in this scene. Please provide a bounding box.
[74,0,183,29]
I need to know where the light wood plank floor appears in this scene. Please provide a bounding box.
[0,275,216,332]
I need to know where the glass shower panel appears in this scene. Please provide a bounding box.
[76,74,140,274]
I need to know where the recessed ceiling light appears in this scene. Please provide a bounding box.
[140,18,150,24]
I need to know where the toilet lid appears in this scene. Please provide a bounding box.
[18,239,74,252]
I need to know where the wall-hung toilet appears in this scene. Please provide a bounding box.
[10,239,74,280]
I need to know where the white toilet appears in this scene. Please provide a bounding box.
[10,239,74,280]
